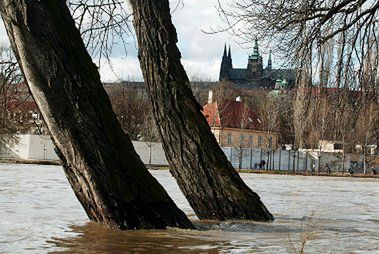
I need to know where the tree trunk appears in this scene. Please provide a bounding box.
[129,0,273,221]
[0,0,193,230]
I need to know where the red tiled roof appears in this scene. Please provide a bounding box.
[6,100,38,112]
[203,101,221,127]
[203,100,262,130]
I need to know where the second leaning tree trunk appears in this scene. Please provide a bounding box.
[0,0,193,230]
[130,0,273,221]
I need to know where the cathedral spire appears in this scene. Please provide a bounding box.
[228,45,233,68]
[220,43,230,81]
[223,43,227,58]
[267,50,272,70]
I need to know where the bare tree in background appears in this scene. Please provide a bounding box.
[257,94,280,169]
[276,89,296,146]
[68,0,132,65]
[107,83,149,140]
[0,46,23,143]
[353,94,379,173]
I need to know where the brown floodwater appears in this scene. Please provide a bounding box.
[0,163,378,253]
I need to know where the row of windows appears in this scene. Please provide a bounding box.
[1,110,41,122]
[226,133,273,147]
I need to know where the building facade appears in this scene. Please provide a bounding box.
[211,127,278,150]
[202,93,278,150]
[219,40,295,88]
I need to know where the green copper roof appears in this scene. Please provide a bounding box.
[275,78,289,89]
[249,39,260,60]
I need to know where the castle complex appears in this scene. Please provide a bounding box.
[219,40,295,89]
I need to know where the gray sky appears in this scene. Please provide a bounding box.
[0,1,273,82]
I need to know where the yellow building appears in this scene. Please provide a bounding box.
[202,94,278,150]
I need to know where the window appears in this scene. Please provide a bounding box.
[227,133,232,145]
[258,136,263,147]
[248,135,253,147]
[240,134,245,145]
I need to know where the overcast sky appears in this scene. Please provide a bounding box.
[0,1,273,82]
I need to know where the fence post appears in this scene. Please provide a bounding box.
[279,149,282,171]
[267,151,270,171]
[296,150,300,172]
[288,149,291,171]
[273,150,275,171]
[250,148,253,169]
[229,147,233,164]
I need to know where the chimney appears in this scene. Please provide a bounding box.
[208,90,214,104]
[236,96,242,102]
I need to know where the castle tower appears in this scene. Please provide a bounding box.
[246,39,263,83]
[219,44,231,81]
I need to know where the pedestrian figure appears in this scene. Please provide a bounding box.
[259,160,266,170]
[348,166,354,174]
[311,164,316,172]
[372,167,377,175]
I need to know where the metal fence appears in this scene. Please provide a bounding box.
[222,147,314,171]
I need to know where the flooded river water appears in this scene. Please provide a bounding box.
[0,163,378,253]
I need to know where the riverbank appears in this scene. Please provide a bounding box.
[149,166,379,178]
[1,160,378,179]
[236,169,379,178]
[0,158,61,166]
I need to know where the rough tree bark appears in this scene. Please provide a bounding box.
[129,0,273,221]
[0,0,193,230]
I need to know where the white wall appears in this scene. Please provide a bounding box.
[1,135,367,172]
[0,135,168,165]
[27,135,59,160]
[3,134,59,161]
[0,137,27,159]
[10,135,31,160]
[132,141,168,166]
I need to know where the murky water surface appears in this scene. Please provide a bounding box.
[0,163,378,253]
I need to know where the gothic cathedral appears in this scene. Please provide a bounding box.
[219,40,295,89]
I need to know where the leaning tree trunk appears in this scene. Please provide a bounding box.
[0,0,193,230]
[129,0,273,221]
